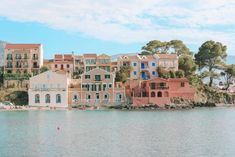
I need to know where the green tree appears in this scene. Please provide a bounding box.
[175,70,185,78]
[73,68,84,79]
[195,40,227,87]
[178,55,197,77]
[221,64,235,90]
[40,66,49,73]
[115,66,132,83]
[141,40,190,55]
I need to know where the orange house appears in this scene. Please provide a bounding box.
[126,78,195,106]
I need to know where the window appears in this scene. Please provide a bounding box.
[133,62,137,66]
[35,94,40,103]
[55,64,58,68]
[108,84,112,88]
[73,94,78,103]
[103,84,107,91]
[56,94,61,103]
[150,83,156,89]
[157,91,162,97]
[95,75,101,81]
[152,62,156,66]
[85,75,90,79]
[61,64,64,69]
[105,74,110,79]
[151,92,155,97]
[67,64,70,68]
[104,94,109,100]
[45,94,50,103]
[134,71,137,76]
[181,82,185,87]
[152,71,156,75]
[116,93,122,102]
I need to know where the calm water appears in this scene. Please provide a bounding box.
[1,108,235,157]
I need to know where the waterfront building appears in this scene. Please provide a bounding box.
[4,44,43,75]
[68,68,125,106]
[117,54,178,80]
[28,71,69,107]
[126,77,195,106]
[51,54,74,74]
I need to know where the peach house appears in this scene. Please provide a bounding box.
[126,77,195,106]
[117,54,178,80]
[51,54,74,74]
[4,44,43,75]
[68,68,125,106]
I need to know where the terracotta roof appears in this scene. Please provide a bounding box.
[156,53,178,59]
[98,54,110,58]
[5,44,41,49]
[83,54,97,58]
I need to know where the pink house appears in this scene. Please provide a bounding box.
[68,68,125,106]
[126,78,195,106]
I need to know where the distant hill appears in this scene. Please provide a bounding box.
[0,41,7,66]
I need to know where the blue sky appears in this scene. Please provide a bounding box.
[0,0,235,58]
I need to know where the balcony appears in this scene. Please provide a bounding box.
[15,65,22,68]
[156,86,169,90]
[7,57,12,60]
[15,57,22,60]
[5,65,13,68]
[32,57,38,60]
[32,65,39,69]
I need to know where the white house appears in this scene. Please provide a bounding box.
[28,71,69,107]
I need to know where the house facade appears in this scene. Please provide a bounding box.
[117,54,178,80]
[51,54,74,74]
[126,78,194,106]
[28,71,69,107]
[68,68,125,106]
[4,44,43,75]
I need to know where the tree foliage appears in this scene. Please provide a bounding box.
[115,66,132,83]
[73,68,84,79]
[40,66,49,73]
[178,55,197,77]
[157,66,184,79]
[195,40,227,86]
[141,40,191,55]
[221,64,235,90]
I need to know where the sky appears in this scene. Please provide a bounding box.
[0,0,235,59]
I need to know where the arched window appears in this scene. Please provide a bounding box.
[86,94,91,102]
[73,94,78,103]
[104,94,109,101]
[56,94,61,103]
[157,91,162,97]
[164,91,169,97]
[116,93,122,102]
[45,94,50,103]
[151,91,155,97]
[35,94,40,103]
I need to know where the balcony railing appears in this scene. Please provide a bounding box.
[32,57,38,60]
[15,65,22,68]
[32,66,39,68]
[7,57,13,60]
[156,86,169,90]
[5,65,13,68]
[30,88,66,91]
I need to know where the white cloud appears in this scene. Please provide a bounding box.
[0,0,235,54]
